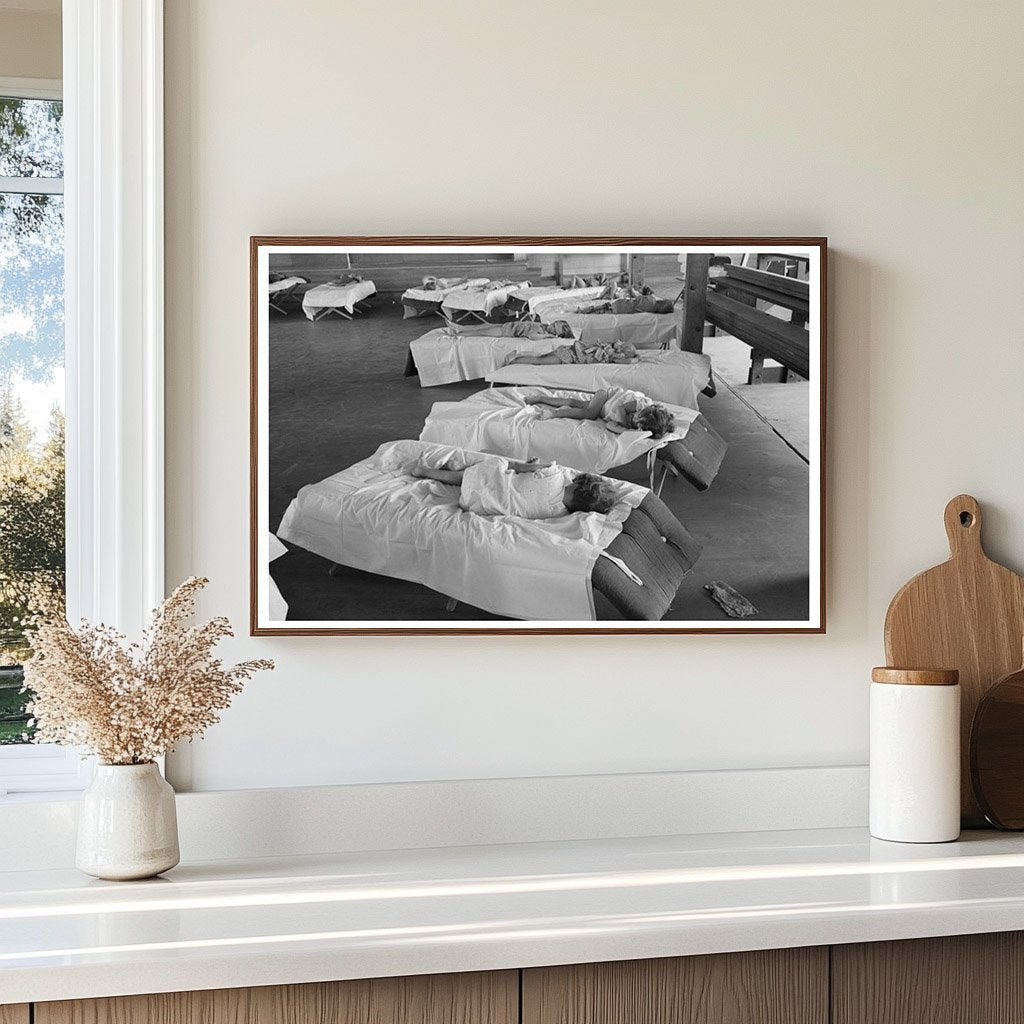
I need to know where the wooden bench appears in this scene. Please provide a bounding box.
[681,255,811,383]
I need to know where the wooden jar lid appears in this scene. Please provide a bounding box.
[871,667,960,686]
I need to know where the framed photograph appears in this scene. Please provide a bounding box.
[251,237,826,635]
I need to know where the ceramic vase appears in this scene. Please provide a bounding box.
[76,762,180,880]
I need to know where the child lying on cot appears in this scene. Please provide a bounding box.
[441,320,575,340]
[526,387,677,439]
[411,456,617,519]
[506,339,640,366]
[576,295,675,315]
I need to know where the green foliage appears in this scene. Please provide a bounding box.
[0,393,64,742]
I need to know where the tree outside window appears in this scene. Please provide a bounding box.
[0,95,65,744]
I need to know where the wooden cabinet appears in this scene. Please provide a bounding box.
[13,933,1024,1024]
[522,948,828,1024]
[831,932,1024,1024]
[34,972,517,1024]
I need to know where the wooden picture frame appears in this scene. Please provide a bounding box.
[251,237,827,635]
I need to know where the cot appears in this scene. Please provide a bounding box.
[267,276,307,315]
[440,280,524,323]
[405,323,577,387]
[418,387,726,493]
[276,439,702,621]
[401,277,488,319]
[486,349,713,409]
[301,278,377,321]
[504,284,606,317]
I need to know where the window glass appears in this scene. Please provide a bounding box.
[0,97,63,178]
[0,97,65,746]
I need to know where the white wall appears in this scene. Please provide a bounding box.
[163,0,1024,792]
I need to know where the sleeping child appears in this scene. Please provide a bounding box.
[526,387,676,439]
[506,339,640,366]
[441,320,575,340]
[411,457,617,519]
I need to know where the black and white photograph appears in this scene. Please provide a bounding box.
[251,239,825,633]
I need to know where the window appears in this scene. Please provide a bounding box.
[0,80,85,795]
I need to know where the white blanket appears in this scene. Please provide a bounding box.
[537,309,682,349]
[409,327,567,387]
[276,439,646,621]
[267,533,289,621]
[441,281,521,314]
[486,350,712,408]
[302,279,377,319]
[511,285,606,312]
[402,277,488,303]
[419,387,700,474]
[268,276,306,294]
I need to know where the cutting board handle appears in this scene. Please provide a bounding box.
[944,494,983,558]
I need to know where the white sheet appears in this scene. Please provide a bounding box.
[537,309,683,349]
[486,350,712,408]
[268,276,306,294]
[510,285,606,312]
[267,533,288,621]
[409,327,564,387]
[275,439,646,621]
[441,281,521,314]
[419,387,700,474]
[402,278,488,303]
[302,279,377,319]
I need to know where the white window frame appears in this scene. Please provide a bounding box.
[0,0,165,797]
[0,75,85,796]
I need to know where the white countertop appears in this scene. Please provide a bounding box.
[4,826,1024,1004]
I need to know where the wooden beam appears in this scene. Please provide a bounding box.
[722,263,809,301]
[681,253,710,353]
[713,277,810,316]
[628,253,646,289]
[705,292,811,379]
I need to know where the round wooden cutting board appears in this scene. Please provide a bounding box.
[971,657,1024,829]
[884,494,1024,827]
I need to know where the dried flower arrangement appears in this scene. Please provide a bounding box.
[23,577,273,765]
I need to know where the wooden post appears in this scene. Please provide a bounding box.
[628,254,646,289]
[681,254,710,353]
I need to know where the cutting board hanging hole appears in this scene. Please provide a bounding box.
[944,494,983,556]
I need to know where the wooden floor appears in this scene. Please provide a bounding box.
[267,286,811,623]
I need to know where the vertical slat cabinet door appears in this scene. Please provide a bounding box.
[832,933,1024,1024]
[522,949,828,1024]
[0,1007,30,1024]
[35,971,519,1024]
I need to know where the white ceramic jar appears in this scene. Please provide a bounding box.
[76,762,180,880]
[870,667,961,843]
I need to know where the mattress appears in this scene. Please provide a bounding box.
[418,386,701,476]
[594,492,703,620]
[486,350,713,409]
[536,309,683,349]
[407,327,567,387]
[301,279,377,319]
[441,281,522,315]
[275,439,698,621]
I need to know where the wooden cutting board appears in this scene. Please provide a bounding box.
[884,494,1024,826]
[970,653,1024,829]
